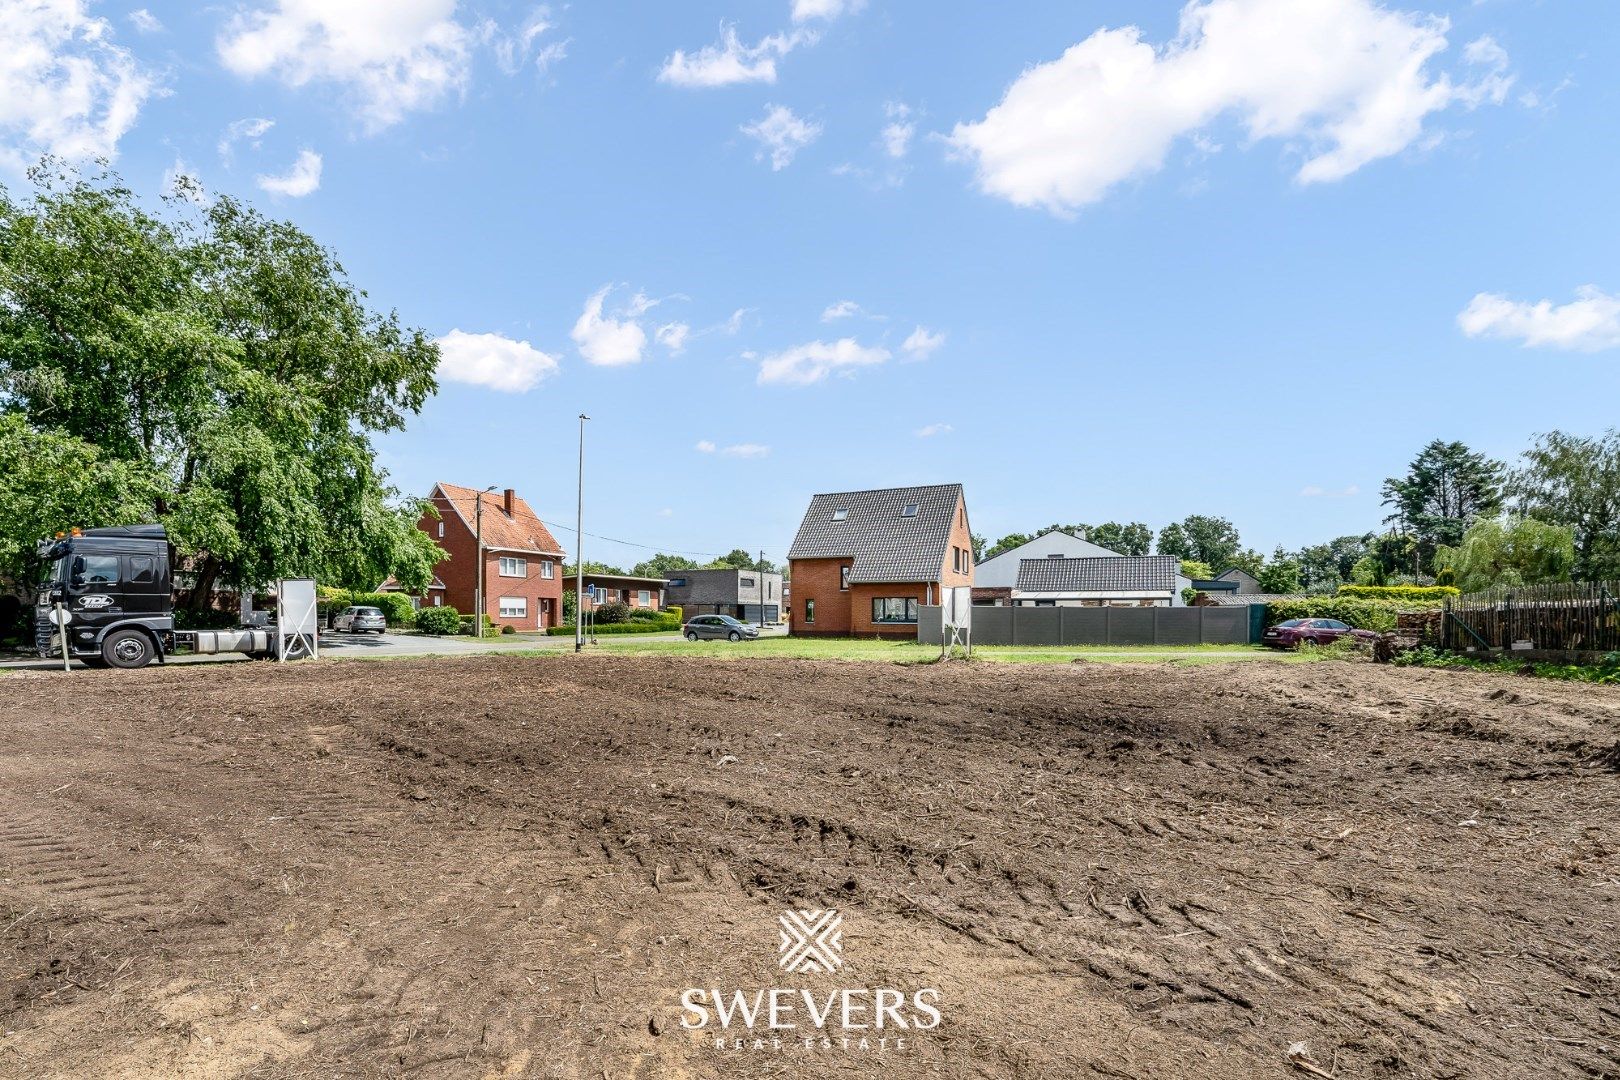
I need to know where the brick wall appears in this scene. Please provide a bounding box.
[787,557,853,635]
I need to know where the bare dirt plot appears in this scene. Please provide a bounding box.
[1,654,1618,1079]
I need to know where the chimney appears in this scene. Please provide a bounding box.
[503,488,515,516]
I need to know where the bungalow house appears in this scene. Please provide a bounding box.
[1012,555,1189,607]
[564,572,668,612]
[414,483,566,631]
[787,483,973,638]
[973,529,1123,605]
[663,567,783,624]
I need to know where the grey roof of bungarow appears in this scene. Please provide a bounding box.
[1015,555,1180,594]
[786,484,964,584]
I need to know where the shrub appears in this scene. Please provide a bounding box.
[1336,584,1459,602]
[1266,596,1444,633]
[459,614,500,636]
[315,587,417,628]
[500,623,517,635]
[546,620,681,636]
[414,605,461,635]
[594,600,632,624]
[626,607,664,621]
[666,605,682,624]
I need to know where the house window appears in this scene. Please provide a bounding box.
[804,599,815,623]
[871,597,919,623]
[740,576,755,588]
[831,508,849,522]
[437,521,445,539]
[499,597,527,618]
[499,557,527,577]
[766,581,773,598]
[668,577,687,588]
[432,595,441,606]
[541,599,552,613]
[901,503,918,517]
[637,590,651,605]
[540,560,554,579]
[839,566,850,591]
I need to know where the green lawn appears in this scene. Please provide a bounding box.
[555,636,1300,666]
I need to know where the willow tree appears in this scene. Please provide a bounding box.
[0,164,443,603]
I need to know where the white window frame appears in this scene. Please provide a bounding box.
[498,556,528,578]
[637,589,651,605]
[437,521,445,538]
[498,596,527,618]
[540,560,554,579]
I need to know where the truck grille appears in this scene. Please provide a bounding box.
[34,618,59,658]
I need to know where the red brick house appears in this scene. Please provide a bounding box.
[786,483,973,638]
[414,483,566,631]
[564,572,668,612]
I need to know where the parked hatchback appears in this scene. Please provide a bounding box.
[332,605,387,634]
[683,614,760,642]
[1263,617,1376,649]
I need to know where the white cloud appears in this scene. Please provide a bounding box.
[217,0,474,132]
[1299,484,1360,498]
[128,8,161,33]
[720,308,749,334]
[901,326,946,360]
[0,0,155,171]
[792,0,865,22]
[821,300,862,321]
[255,149,323,197]
[741,104,821,170]
[721,443,770,458]
[757,338,890,386]
[948,0,1513,215]
[489,7,567,76]
[658,507,674,517]
[915,423,953,438]
[572,285,649,366]
[881,101,914,158]
[695,440,717,453]
[658,24,812,88]
[1457,286,1620,352]
[217,117,275,164]
[437,329,560,393]
[656,321,691,354]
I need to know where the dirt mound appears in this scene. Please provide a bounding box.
[2,655,1618,1078]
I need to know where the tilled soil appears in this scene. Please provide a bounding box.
[1,654,1618,1079]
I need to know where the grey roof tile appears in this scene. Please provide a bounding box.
[1016,555,1179,594]
[786,484,963,583]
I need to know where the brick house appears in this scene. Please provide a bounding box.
[415,483,566,631]
[786,483,973,638]
[563,572,668,612]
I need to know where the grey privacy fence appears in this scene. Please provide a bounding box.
[1443,582,1620,654]
[916,604,1256,647]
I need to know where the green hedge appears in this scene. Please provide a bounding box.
[1266,596,1445,633]
[1336,584,1459,601]
[546,620,679,636]
[414,605,460,635]
[316,587,417,627]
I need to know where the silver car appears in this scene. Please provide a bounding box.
[683,615,760,642]
[332,605,387,634]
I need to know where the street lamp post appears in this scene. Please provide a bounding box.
[474,484,497,639]
[575,414,589,653]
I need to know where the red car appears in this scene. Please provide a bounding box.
[1262,618,1377,649]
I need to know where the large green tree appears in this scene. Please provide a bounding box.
[1156,515,1241,570]
[1381,439,1504,575]
[1511,429,1620,581]
[1085,521,1153,555]
[631,553,701,578]
[0,165,443,603]
[1434,515,1575,593]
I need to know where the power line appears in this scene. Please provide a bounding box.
[534,517,734,561]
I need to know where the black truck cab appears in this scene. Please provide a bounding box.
[36,525,174,667]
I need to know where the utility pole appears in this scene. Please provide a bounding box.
[759,549,766,629]
[575,414,590,653]
[474,484,497,638]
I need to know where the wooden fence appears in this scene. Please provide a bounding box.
[1442,582,1620,654]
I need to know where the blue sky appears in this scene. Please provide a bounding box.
[3,0,1618,566]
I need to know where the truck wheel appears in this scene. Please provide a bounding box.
[102,629,155,669]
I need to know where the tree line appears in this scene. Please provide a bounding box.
[973,432,1620,596]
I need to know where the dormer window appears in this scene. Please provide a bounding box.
[901,504,918,517]
[832,508,849,521]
